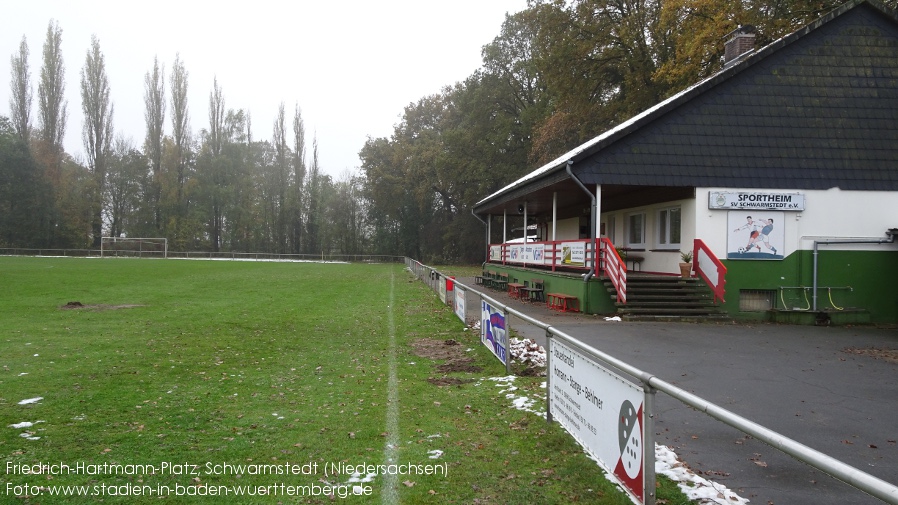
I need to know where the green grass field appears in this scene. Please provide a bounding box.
[0,257,687,504]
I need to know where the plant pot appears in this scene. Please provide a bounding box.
[679,262,693,278]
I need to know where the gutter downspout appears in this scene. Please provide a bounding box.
[566,160,597,283]
[811,229,897,311]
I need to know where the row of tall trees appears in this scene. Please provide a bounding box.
[2,20,365,255]
[359,0,880,263]
[5,0,891,261]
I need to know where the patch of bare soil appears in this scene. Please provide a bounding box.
[843,347,898,364]
[410,338,466,361]
[427,376,474,386]
[411,338,483,385]
[436,360,481,373]
[519,366,544,377]
[60,301,145,311]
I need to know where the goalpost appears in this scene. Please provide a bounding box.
[100,237,168,258]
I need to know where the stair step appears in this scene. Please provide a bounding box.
[615,297,716,309]
[626,293,711,300]
[621,313,732,322]
[602,276,726,322]
[617,306,727,315]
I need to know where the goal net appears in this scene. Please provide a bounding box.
[100,237,168,258]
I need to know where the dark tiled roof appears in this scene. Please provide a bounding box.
[572,1,898,191]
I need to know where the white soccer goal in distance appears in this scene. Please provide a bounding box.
[100,237,168,258]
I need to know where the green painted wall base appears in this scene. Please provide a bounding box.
[482,265,616,315]
[721,249,898,325]
[766,309,871,326]
[488,247,898,325]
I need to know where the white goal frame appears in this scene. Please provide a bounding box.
[100,237,168,258]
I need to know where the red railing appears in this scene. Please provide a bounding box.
[488,239,597,272]
[693,238,727,304]
[599,238,627,303]
[487,238,627,304]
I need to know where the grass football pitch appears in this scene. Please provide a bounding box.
[0,257,686,504]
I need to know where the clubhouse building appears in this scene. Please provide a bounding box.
[473,0,898,324]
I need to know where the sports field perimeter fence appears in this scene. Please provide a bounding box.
[0,248,404,263]
[405,258,898,505]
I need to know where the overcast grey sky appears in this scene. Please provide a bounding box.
[2,0,528,177]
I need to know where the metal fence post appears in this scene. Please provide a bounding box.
[643,385,657,505]
[545,328,553,425]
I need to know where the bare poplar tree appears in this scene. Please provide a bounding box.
[273,102,289,252]
[208,77,225,157]
[246,111,253,146]
[207,77,226,251]
[9,36,32,143]
[80,34,114,247]
[305,135,321,254]
[37,20,67,175]
[143,56,165,231]
[291,104,306,253]
[170,54,190,211]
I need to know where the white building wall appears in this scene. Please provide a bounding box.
[600,198,697,274]
[549,217,581,241]
[695,187,898,258]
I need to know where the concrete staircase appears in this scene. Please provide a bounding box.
[606,275,730,322]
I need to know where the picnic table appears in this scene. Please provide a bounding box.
[507,282,525,299]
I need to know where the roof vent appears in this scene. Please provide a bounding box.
[723,25,756,66]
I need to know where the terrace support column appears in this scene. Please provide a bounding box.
[552,192,557,241]
[487,215,492,247]
[523,202,528,242]
[503,209,507,244]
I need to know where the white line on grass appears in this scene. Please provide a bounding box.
[382,268,399,504]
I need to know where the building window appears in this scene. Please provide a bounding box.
[657,207,681,248]
[626,213,645,247]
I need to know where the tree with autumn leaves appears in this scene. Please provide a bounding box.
[360,0,879,263]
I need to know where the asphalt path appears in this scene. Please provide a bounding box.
[460,279,898,505]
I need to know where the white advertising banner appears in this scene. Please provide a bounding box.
[560,242,586,267]
[550,339,645,503]
[480,301,508,366]
[439,277,447,304]
[506,243,547,265]
[454,285,466,324]
[489,245,502,262]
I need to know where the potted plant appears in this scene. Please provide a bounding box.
[615,246,627,261]
[679,250,693,278]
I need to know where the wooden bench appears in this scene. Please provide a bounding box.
[547,293,580,312]
[520,279,544,303]
[494,273,509,291]
[485,270,497,289]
